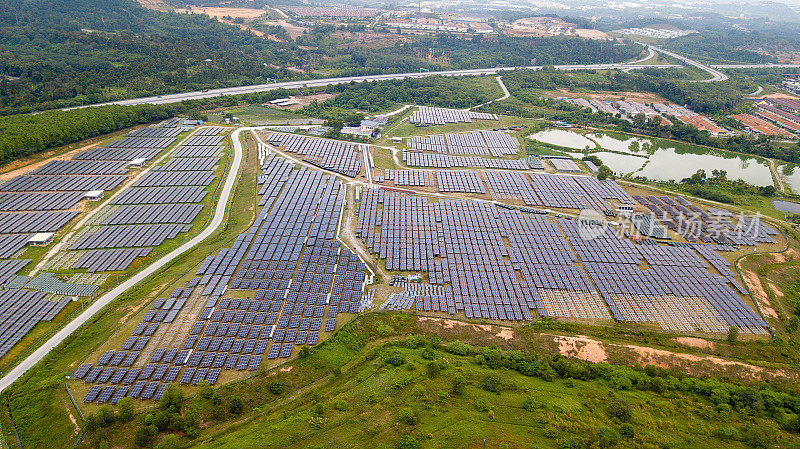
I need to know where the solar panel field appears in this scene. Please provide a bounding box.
[0,120,231,382]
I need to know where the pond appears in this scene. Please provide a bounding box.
[777,164,800,194]
[528,129,596,150]
[773,199,800,214]
[585,133,652,155]
[568,151,648,175]
[530,129,774,187]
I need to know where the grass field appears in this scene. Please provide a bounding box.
[209,105,314,126]
[385,116,541,142]
[76,314,800,449]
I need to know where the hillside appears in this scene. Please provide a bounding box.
[75,314,800,449]
[0,0,641,115]
[0,0,301,114]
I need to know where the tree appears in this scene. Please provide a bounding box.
[134,425,156,447]
[727,326,740,343]
[597,164,613,181]
[117,397,135,422]
[159,384,184,414]
[228,396,244,415]
[607,397,632,422]
[96,405,115,427]
[268,380,284,395]
[183,407,200,438]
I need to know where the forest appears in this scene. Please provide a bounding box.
[499,68,756,114]
[301,76,503,118]
[0,0,643,115]
[0,104,183,164]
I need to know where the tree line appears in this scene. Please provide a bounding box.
[0,103,184,164]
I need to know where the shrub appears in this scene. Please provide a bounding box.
[481,372,503,393]
[558,436,584,449]
[481,348,503,369]
[382,349,406,367]
[714,426,738,440]
[607,397,632,422]
[155,434,181,449]
[397,435,418,449]
[421,348,436,360]
[727,326,739,343]
[376,324,394,337]
[398,407,418,425]
[742,425,776,449]
[228,396,244,415]
[334,399,348,411]
[475,399,491,412]
[117,397,135,422]
[522,396,544,411]
[299,345,311,358]
[405,336,423,348]
[619,423,635,439]
[444,341,470,356]
[451,374,466,396]
[426,360,441,378]
[309,416,328,429]
[268,380,285,395]
[134,425,155,447]
[596,428,619,446]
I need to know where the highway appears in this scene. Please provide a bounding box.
[72,63,677,109]
[0,126,246,394]
[61,45,800,111]
[644,44,728,82]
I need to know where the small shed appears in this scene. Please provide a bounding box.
[128,158,146,168]
[28,232,54,246]
[84,190,104,201]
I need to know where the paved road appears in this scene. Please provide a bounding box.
[69,63,677,109]
[0,127,246,394]
[644,44,729,82]
[473,76,510,110]
[629,45,657,64]
[711,63,800,69]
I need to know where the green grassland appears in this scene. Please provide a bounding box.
[77,314,800,449]
[386,116,541,141]
[210,105,315,126]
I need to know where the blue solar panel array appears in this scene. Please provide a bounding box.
[357,188,767,335]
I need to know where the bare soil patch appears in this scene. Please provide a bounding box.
[740,268,779,319]
[0,141,103,182]
[542,89,667,104]
[262,20,308,40]
[553,334,608,363]
[674,336,715,350]
[175,7,268,19]
[64,401,79,436]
